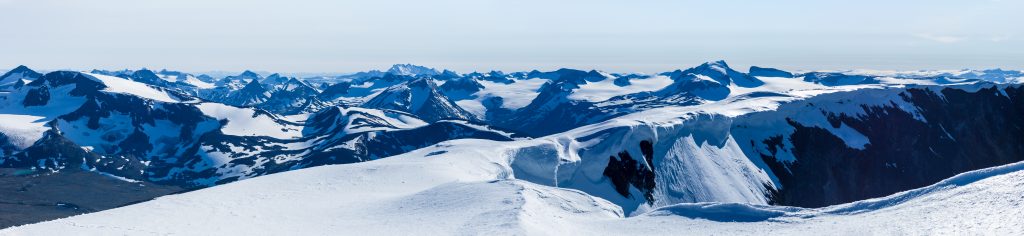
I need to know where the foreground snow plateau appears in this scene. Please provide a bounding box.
[6,140,1023,235]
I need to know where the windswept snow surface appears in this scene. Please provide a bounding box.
[8,144,1023,235]
[0,114,50,149]
[473,78,548,109]
[82,73,180,103]
[567,75,673,102]
[196,103,303,139]
[0,85,88,148]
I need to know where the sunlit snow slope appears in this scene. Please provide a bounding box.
[6,143,1022,235]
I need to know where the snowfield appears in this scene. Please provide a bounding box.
[196,102,304,139]
[82,73,181,103]
[567,75,674,102]
[6,140,1022,235]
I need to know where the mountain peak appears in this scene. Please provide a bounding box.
[239,70,261,78]
[243,79,264,90]
[487,70,506,77]
[405,78,435,88]
[9,65,34,73]
[130,69,164,84]
[1,65,43,84]
[436,69,461,79]
[361,78,476,122]
[387,64,440,77]
[667,60,763,87]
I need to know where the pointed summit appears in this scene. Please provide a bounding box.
[7,65,36,74]
[242,79,266,91]
[220,79,271,107]
[239,70,262,78]
[361,78,477,122]
[1,65,43,86]
[436,69,461,79]
[261,73,290,86]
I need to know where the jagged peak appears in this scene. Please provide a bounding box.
[441,69,459,76]
[242,79,266,91]
[2,65,43,80]
[9,65,34,73]
[487,70,506,77]
[387,63,440,76]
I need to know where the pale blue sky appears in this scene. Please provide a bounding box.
[0,0,1021,74]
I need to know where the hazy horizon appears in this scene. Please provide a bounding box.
[2,0,1021,74]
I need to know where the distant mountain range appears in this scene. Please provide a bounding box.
[1,62,1024,230]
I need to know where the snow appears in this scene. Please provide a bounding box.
[184,75,216,89]
[195,103,303,139]
[472,78,548,109]
[0,85,88,148]
[4,65,1024,235]
[82,72,180,103]
[0,72,31,86]
[8,140,1023,235]
[330,107,429,134]
[94,170,142,183]
[455,99,486,118]
[568,75,673,102]
[0,114,50,149]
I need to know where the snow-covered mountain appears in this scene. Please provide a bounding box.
[2,63,1024,233]
[361,78,478,122]
[386,63,441,77]
[193,71,326,114]
[8,132,1023,235]
[0,70,514,189]
[0,65,42,91]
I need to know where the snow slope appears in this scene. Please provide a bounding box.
[195,103,304,139]
[82,72,181,103]
[465,77,549,110]
[0,85,88,148]
[8,143,1022,235]
[567,75,673,102]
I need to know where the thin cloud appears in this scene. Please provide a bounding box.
[991,35,1011,42]
[915,34,965,43]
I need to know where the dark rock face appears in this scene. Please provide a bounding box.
[760,86,1024,207]
[801,72,879,86]
[749,66,794,78]
[438,78,484,100]
[361,78,477,122]
[22,86,49,107]
[1,65,43,80]
[0,133,15,156]
[318,82,352,101]
[603,140,656,203]
[2,130,101,170]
